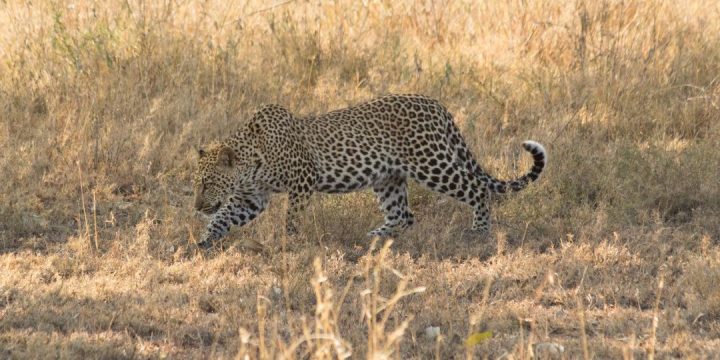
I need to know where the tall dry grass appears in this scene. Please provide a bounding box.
[1,0,719,358]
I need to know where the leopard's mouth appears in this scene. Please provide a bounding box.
[201,202,221,215]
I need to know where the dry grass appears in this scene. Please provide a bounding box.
[1,0,720,358]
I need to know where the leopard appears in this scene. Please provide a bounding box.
[193,94,546,249]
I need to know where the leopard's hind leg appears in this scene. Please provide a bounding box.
[407,161,492,235]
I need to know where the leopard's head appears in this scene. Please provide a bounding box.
[193,119,267,215]
[192,143,239,215]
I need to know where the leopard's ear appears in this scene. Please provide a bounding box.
[197,147,206,158]
[216,146,235,168]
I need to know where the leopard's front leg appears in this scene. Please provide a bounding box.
[198,193,268,250]
[286,190,312,236]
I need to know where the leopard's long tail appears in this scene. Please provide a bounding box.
[442,105,546,193]
[447,126,546,193]
[484,140,546,193]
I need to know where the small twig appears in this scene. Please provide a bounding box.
[576,266,590,360]
[76,161,91,247]
[648,276,665,360]
[550,106,581,144]
[92,190,99,252]
[520,221,530,247]
[186,224,204,260]
[246,0,296,17]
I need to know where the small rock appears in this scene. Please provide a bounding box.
[424,326,440,340]
[533,342,565,358]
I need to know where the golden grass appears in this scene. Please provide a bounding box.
[1,0,720,358]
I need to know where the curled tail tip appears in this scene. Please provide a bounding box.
[522,140,546,157]
[487,140,547,193]
[522,140,547,163]
[522,140,546,184]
